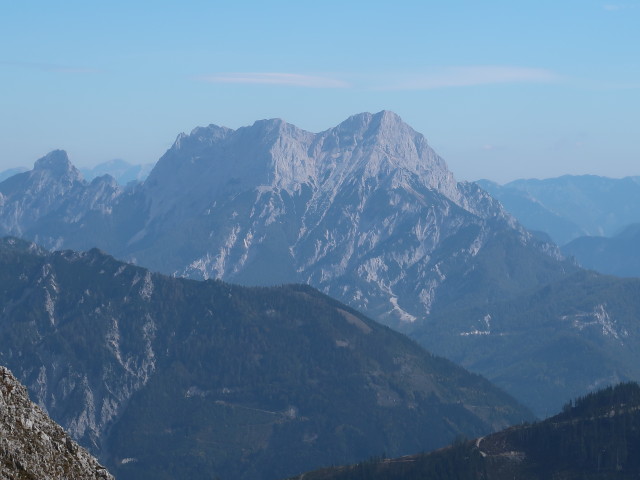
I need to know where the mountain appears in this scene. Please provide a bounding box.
[80,159,154,185]
[0,159,150,189]
[1,365,114,480]
[9,112,640,418]
[0,150,123,249]
[286,382,640,480]
[0,237,532,480]
[562,223,640,278]
[409,269,640,417]
[477,175,640,246]
[0,166,28,183]
[0,112,571,329]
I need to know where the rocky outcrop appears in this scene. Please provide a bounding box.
[0,365,114,480]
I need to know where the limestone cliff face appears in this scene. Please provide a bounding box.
[0,365,114,480]
[0,112,566,327]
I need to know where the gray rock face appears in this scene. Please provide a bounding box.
[0,239,158,453]
[0,112,567,328]
[0,365,114,480]
[0,150,122,249]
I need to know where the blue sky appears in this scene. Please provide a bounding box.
[1,1,639,182]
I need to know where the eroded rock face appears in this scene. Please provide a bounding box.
[0,112,567,328]
[0,365,114,480]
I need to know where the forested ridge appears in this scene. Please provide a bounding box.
[288,382,640,480]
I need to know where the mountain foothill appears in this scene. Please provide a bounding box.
[287,382,640,480]
[0,236,531,480]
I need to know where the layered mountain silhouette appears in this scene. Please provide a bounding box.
[0,237,532,480]
[477,175,640,246]
[0,111,568,326]
[4,111,640,417]
[562,223,640,278]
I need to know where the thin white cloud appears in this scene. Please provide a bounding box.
[0,60,102,74]
[602,3,638,10]
[195,67,560,91]
[196,72,350,88]
[378,66,560,90]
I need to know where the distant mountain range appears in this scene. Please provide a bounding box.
[0,365,114,479]
[562,223,640,278]
[477,176,640,278]
[0,167,28,182]
[0,237,531,480]
[3,111,640,418]
[477,175,640,246]
[79,159,154,184]
[0,158,153,186]
[0,112,568,327]
[288,382,640,480]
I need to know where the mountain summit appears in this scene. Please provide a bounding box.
[6,112,635,419]
[145,111,462,217]
[0,111,566,327]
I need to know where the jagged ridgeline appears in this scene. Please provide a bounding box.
[0,365,114,479]
[288,382,640,480]
[0,111,570,328]
[0,237,532,480]
[4,111,640,422]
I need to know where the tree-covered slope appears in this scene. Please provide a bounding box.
[0,237,531,480]
[288,382,640,480]
[408,270,640,417]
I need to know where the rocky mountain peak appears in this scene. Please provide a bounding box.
[148,112,462,200]
[176,124,233,149]
[33,149,82,181]
[329,110,411,145]
[249,117,287,134]
[0,365,114,479]
[0,113,556,329]
[312,111,461,204]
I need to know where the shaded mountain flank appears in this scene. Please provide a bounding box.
[0,237,532,480]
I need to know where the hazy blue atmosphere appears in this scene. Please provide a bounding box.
[1,0,639,182]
